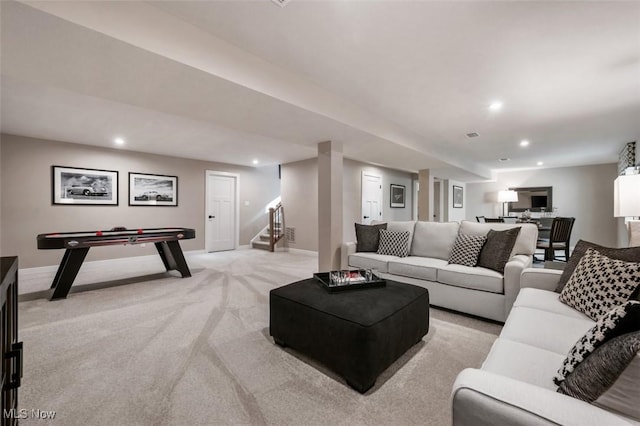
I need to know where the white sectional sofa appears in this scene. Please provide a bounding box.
[341,220,538,322]
[452,268,639,425]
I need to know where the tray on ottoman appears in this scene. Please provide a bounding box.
[269,278,429,393]
[313,270,385,292]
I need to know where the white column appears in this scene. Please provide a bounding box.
[318,141,343,271]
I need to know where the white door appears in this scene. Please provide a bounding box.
[206,172,237,252]
[361,172,382,224]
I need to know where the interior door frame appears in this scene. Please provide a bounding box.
[205,170,240,252]
[361,171,383,224]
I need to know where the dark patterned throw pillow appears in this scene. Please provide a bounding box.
[558,331,640,403]
[355,223,387,252]
[448,234,487,267]
[559,249,640,320]
[556,240,640,294]
[477,227,521,274]
[554,301,640,386]
[377,230,410,257]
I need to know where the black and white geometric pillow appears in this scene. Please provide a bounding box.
[559,248,640,320]
[377,230,410,258]
[554,301,640,386]
[448,234,487,267]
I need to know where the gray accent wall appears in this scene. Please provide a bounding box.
[0,134,280,267]
[465,163,619,247]
[280,157,415,252]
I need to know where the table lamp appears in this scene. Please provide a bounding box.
[614,173,640,247]
[498,190,518,217]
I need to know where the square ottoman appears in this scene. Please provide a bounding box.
[269,278,430,393]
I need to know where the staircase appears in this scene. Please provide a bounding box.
[251,202,284,252]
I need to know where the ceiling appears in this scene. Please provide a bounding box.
[1,1,639,181]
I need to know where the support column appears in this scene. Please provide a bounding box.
[418,169,434,222]
[318,141,343,271]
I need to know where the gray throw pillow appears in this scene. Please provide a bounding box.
[556,240,640,295]
[558,331,640,403]
[476,227,521,274]
[559,249,640,320]
[355,223,387,252]
[377,230,410,258]
[554,301,640,386]
[448,234,487,267]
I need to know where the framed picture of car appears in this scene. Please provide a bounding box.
[129,172,178,206]
[52,165,119,205]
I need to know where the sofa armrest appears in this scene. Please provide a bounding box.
[503,255,532,318]
[521,268,562,292]
[341,242,356,269]
[452,369,634,426]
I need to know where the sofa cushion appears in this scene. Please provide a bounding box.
[437,264,504,294]
[556,239,640,294]
[513,288,590,321]
[481,338,564,390]
[459,220,538,256]
[377,230,410,257]
[554,301,640,385]
[559,249,640,320]
[348,253,397,273]
[409,221,459,260]
[477,228,521,274]
[500,306,594,355]
[388,257,448,281]
[448,234,486,267]
[558,331,640,416]
[355,222,387,252]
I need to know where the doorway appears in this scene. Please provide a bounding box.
[205,171,239,252]
[361,171,382,224]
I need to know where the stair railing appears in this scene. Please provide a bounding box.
[268,203,284,252]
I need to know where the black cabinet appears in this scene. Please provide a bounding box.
[1,257,22,426]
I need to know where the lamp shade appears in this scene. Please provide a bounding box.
[614,174,640,217]
[498,190,518,203]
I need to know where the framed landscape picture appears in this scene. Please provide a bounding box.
[453,185,463,208]
[52,166,118,205]
[129,172,178,206]
[390,184,406,208]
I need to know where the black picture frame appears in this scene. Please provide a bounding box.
[52,165,118,206]
[390,184,405,208]
[453,185,463,208]
[129,172,178,206]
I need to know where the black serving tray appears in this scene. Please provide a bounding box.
[313,270,386,293]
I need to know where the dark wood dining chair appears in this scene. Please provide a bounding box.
[536,217,575,261]
[476,216,486,223]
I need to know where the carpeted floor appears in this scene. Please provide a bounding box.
[17,249,501,425]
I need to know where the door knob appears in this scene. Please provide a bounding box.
[363,216,370,219]
[209,215,215,219]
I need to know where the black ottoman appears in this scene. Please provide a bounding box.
[269,278,429,393]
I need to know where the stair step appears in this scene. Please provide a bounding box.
[252,240,270,251]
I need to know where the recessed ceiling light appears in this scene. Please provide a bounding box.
[114,137,125,145]
[252,159,259,165]
[489,101,503,111]
[537,161,544,166]
[520,140,530,147]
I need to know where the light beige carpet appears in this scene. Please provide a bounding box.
[18,249,501,425]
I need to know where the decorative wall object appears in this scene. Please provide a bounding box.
[453,185,463,208]
[52,166,118,205]
[129,172,178,206]
[390,184,406,208]
[618,141,636,176]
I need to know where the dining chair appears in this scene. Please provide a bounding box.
[536,217,576,261]
[476,216,486,223]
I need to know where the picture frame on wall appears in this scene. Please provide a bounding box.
[129,172,178,206]
[390,184,406,208]
[52,165,118,205]
[453,185,463,208]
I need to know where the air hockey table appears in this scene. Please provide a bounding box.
[37,227,196,300]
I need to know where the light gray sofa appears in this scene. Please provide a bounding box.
[341,220,538,322]
[452,268,640,425]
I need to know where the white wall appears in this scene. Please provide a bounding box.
[466,163,619,247]
[280,157,416,251]
[0,134,281,267]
